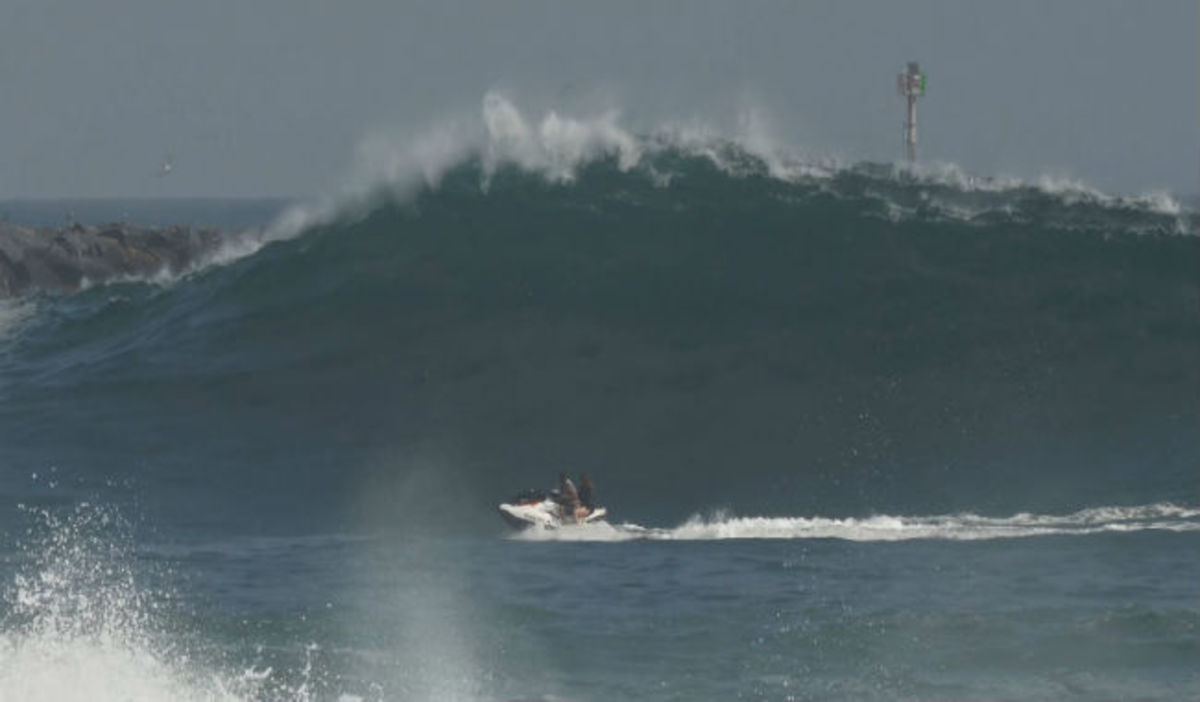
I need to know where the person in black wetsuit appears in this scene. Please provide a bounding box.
[554,472,581,521]
[577,473,596,516]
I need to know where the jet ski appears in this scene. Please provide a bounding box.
[498,489,608,530]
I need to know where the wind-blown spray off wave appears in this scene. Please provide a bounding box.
[4,91,1190,305]
[513,503,1200,543]
[272,92,1194,244]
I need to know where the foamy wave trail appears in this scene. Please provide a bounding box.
[516,503,1200,543]
[0,503,339,702]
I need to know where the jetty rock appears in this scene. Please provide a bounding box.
[0,221,228,300]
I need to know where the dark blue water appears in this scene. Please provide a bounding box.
[0,137,1196,700]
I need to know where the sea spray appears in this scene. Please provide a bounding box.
[0,503,347,702]
[256,92,1196,280]
[0,503,217,701]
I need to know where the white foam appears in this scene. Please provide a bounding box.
[909,162,1187,218]
[510,520,643,543]
[0,635,243,702]
[0,298,35,342]
[479,91,643,184]
[338,93,1191,233]
[512,503,1200,543]
[0,504,332,702]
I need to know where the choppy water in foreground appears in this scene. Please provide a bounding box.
[2,503,1197,701]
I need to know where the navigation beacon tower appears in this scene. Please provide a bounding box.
[896,61,926,163]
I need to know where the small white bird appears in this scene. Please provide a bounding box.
[155,154,174,178]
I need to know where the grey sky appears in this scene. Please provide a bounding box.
[1,0,1195,198]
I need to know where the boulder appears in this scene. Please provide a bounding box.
[0,222,227,299]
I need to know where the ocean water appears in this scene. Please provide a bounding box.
[0,99,1197,700]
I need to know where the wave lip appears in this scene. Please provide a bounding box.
[515,503,1200,543]
[292,91,1196,249]
[7,92,1193,303]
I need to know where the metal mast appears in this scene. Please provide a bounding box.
[896,61,926,163]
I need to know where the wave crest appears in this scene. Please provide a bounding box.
[269,91,1194,246]
[18,91,1188,300]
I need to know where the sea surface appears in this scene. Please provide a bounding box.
[0,102,1197,700]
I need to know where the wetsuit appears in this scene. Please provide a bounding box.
[559,477,581,512]
[578,480,594,511]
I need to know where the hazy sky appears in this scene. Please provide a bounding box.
[1,0,1195,198]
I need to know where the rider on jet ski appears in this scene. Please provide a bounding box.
[578,473,596,514]
[552,473,596,523]
[498,474,605,529]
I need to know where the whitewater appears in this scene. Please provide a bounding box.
[263,94,1193,254]
[0,94,1196,700]
[514,502,1200,542]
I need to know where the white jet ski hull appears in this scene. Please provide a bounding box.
[499,498,607,530]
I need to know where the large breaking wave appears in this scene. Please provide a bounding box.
[0,92,1196,534]
[267,92,1191,246]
